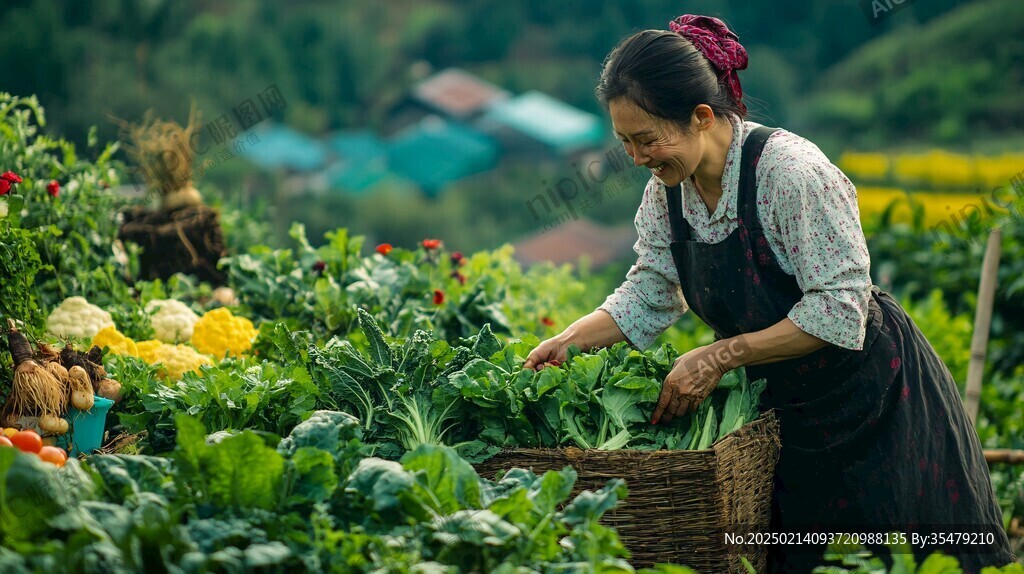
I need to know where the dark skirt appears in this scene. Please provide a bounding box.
[762,289,1016,573]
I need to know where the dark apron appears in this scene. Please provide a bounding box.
[664,126,1015,573]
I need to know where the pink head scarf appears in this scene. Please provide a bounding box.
[669,15,749,115]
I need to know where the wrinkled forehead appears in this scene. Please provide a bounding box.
[609,98,666,136]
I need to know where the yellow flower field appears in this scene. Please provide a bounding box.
[856,186,1011,229]
[839,150,1024,190]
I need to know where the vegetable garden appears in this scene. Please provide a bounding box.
[1,93,1022,572]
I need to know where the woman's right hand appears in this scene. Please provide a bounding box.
[523,333,576,371]
[522,310,628,371]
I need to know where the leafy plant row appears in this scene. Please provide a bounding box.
[0,409,700,573]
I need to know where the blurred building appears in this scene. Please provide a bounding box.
[476,91,606,160]
[239,69,611,199]
[385,116,500,198]
[236,123,328,172]
[512,217,636,269]
[324,130,391,194]
[385,67,510,135]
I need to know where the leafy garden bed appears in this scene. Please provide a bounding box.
[0,92,1022,572]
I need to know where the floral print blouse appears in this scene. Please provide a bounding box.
[598,114,872,351]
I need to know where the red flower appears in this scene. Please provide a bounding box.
[0,179,9,196]
[1,171,22,184]
[541,316,555,327]
[432,289,445,305]
[47,180,60,197]
[376,243,393,256]
[311,260,326,273]
[450,251,464,264]
[450,270,466,285]
[422,238,442,250]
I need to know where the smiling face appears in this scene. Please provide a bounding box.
[610,98,710,188]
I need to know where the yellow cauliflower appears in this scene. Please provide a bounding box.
[47,296,115,340]
[150,343,213,382]
[146,299,199,343]
[190,308,258,359]
[135,340,164,364]
[91,326,139,357]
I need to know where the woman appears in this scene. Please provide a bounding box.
[523,14,1015,574]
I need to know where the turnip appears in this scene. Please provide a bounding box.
[97,379,123,404]
[3,319,66,433]
[38,414,68,435]
[68,366,95,410]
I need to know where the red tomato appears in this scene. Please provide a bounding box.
[10,430,42,454]
[0,436,13,447]
[38,446,66,467]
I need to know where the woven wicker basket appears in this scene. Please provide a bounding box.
[474,411,781,573]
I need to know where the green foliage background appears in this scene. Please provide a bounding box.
[1,0,1022,252]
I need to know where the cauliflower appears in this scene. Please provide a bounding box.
[135,340,163,364]
[190,308,258,359]
[146,299,199,343]
[150,343,213,382]
[47,296,115,340]
[91,326,139,357]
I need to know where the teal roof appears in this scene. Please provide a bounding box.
[239,124,328,171]
[325,131,389,193]
[481,91,605,152]
[328,130,386,162]
[325,156,390,194]
[386,118,499,196]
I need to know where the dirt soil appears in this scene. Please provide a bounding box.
[119,205,227,285]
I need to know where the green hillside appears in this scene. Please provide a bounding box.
[797,0,1024,150]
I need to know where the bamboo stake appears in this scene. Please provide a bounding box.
[965,229,1001,424]
[984,449,1024,465]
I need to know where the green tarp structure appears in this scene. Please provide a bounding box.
[238,124,328,172]
[325,130,390,193]
[385,118,500,197]
[479,91,606,155]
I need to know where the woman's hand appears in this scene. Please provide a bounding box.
[523,310,630,371]
[523,333,576,371]
[652,342,732,424]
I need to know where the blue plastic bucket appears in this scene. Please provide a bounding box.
[58,396,115,456]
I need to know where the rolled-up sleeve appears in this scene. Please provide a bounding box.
[598,177,688,349]
[766,155,872,350]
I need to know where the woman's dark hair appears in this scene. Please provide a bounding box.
[595,30,747,130]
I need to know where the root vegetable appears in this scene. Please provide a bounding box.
[4,320,65,427]
[44,361,70,404]
[86,345,104,365]
[38,415,68,435]
[44,360,69,382]
[59,344,106,391]
[97,379,123,404]
[37,343,61,363]
[67,366,94,410]
[72,389,94,411]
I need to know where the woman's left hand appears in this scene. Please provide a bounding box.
[652,342,731,424]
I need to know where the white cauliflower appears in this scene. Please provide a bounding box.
[146,299,200,343]
[47,296,115,340]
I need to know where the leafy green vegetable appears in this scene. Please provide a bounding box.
[173,414,285,510]
[432,338,768,457]
[357,307,393,369]
[0,449,74,541]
